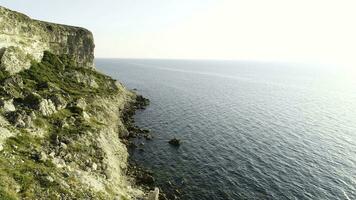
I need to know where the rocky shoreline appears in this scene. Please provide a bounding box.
[122,94,184,200]
[121,94,164,199]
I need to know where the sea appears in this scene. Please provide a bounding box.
[95,59,356,200]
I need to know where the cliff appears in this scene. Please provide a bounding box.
[0,6,154,200]
[0,6,94,74]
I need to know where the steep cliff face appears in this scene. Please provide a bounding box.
[0,6,151,200]
[0,6,94,74]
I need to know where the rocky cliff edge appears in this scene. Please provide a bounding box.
[0,6,155,200]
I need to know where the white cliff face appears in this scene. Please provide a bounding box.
[0,6,95,73]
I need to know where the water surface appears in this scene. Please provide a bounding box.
[96,59,356,200]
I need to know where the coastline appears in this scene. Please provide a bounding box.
[0,6,157,199]
[121,93,167,199]
[122,92,183,200]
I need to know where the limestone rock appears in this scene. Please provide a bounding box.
[68,71,99,88]
[74,98,87,110]
[2,75,24,97]
[0,98,16,112]
[92,163,98,171]
[0,6,95,69]
[39,151,48,162]
[50,94,67,110]
[6,110,33,128]
[3,74,24,88]
[147,187,159,200]
[0,46,32,74]
[45,175,54,183]
[38,99,57,116]
[52,157,66,168]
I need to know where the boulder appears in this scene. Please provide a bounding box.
[168,138,181,146]
[74,98,87,110]
[2,75,24,98]
[0,46,32,74]
[69,71,98,88]
[50,94,67,110]
[147,187,159,200]
[38,99,57,116]
[137,173,155,185]
[6,110,33,128]
[39,151,48,162]
[0,98,16,112]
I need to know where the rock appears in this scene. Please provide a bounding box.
[142,129,150,133]
[49,152,56,158]
[120,129,130,138]
[62,172,70,178]
[169,138,181,146]
[60,142,67,150]
[144,134,153,140]
[0,98,16,112]
[92,163,97,171]
[6,110,32,128]
[88,78,99,88]
[50,94,67,110]
[2,75,24,97]
[82,111,90,120]
[137,173,155,185]
[38,99,57,116]
[45,175,54,183]
[74,98,87,110]
[52,158,66,168]
[23,92,42,108]
[0,6,95,69]
[85,167,92,172]
[147,187,159,200]
[63,153,73,162]
[128,141,137,149]
[104,169,112,179]
[135,95,150,109]
[39,151,48,162]
[0,46,32,74]
[69,71,99,88]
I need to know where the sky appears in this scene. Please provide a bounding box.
[1,0,356,68]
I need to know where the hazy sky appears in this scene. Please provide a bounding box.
[1,0,356,67]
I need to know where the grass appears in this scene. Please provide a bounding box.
[19,51,118,99]
[0,51,122,199]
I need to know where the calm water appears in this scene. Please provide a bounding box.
[96,59,356,200]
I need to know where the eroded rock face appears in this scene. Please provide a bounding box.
[0,46,32,74]
[0,6,95,71]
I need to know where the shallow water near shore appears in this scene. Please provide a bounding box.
[96,59,356,200]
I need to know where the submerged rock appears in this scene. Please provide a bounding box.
[144,134,153,140]
[169,138,181,146]
[137,173,155,185]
